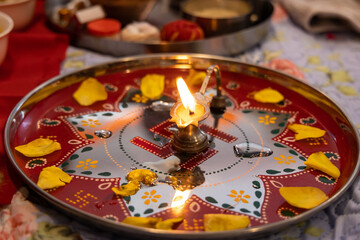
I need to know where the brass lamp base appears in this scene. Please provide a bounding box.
[172,124,209,154]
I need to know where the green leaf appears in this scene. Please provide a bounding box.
[325,153,338,160]
[222,203,234,209]
[128,206,135,212]
[281,210,295,217]
[253,211,261,217]
[255,191,262,199]
[77,127,85,132]
[283,168,295,173]
[258,111,266,114]
[252,181,261,189]
[298,166,306,170]
[81,147,93,152]
[61,162,69,168]
[240,208,250,213]
[98,172,111,176]
[71,121,78,125]
[274,143,286,148]
[205,196,218,204]
[266,169,281,174]
[289,150,298,156]
[144,209,154,214]
[102,113,113,116]
[134,213,140,217]
[318,176,336,184]
[299,156,306,161]
[123,196,131,202]
[81,171,92,175]
[65,170,75,173]
[253,201,260,209]
[242,110,253,114]
[28,159,45,167]
[278,122,285,127]
[271,129,280,134]
[85,134,94,139]
[158,203,168,208]
[70,154,79,160]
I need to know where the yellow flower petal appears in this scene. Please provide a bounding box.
[126,169,157,186]
[122,217,162,228]
[112,181,140,197]
[37,166,72,190]
[253,88,284,103]
[155,217,184,230]
[73,77,108,106]
[140,74,165,100]
[279,186,328,209]
[204,214,250,231]
[288,124,326,140]
[305,152,340,179]
[15,138,61,157]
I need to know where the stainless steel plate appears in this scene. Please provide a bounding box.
[5,54,360,239]
[45,0,273,56]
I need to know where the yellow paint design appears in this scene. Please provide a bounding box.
[76,158,98,170]
[279,187,328,209]
[203,214,250,231]
[37,166,72,190]
[307,56,321,65]
[66,190,98,208]
[142,189,161,205]
[258,115,277,125]
[132,93,149,103]
[81,119,101,128]
[229,190,250,203]
[274,155,296,165]
[15,138,61,157]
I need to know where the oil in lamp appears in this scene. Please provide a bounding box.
[170,65,226,154]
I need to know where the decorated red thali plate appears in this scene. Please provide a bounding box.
[4,54,360,239]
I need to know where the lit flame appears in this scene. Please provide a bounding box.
[171,189,191,210]
[176,77,195,113]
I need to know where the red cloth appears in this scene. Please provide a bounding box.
[0,0,69,204]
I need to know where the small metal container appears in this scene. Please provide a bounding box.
[182,0,255,37]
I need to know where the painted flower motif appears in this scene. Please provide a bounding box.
[132,94,149,103]
[81,119,101,128]
[76,159,98,170]
[229,190,250,203]
[142,189,161,205]
[258,115,277,125]
[274,155,296,165]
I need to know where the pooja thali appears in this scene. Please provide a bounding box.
[4,54,360,239]
[45,0,273,56]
